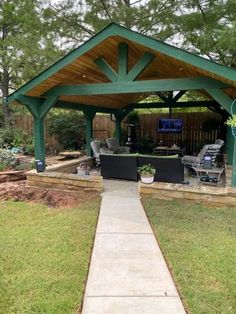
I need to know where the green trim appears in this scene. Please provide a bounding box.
[118,43,128,80]
[7,22,235,103]
[95,57,118,82]
[45,77,228,97]
[206,89,232,113]
[126,52,155,81]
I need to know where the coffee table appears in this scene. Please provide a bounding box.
[153,146,184,157]
[193,165,225,186]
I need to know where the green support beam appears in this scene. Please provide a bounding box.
[95,43,154,82]
[33,117,46,165]
[17,96,57,169]
[7,23,236,103]
[126,52,155,81]
[115,115,122,144]
[206,88,232,114]
[55,100,116,114]
[83,110,96,156]
[94,57,118,82]
[114,108,132,144]
[232,138,236,187]
[45,77,228,98]
[118,43,128,80]
[226,126,234,165]
[127,100,216,110]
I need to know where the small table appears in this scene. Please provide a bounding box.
[153,146,184,157]
[193,165,225,186]
[59,151,82,158]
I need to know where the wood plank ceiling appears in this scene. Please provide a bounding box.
[26,35,236,109]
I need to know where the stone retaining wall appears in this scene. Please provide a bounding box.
[27,171,102,192]
[139,181,236,206]
[46,156,94,173]
[27,157,102,193]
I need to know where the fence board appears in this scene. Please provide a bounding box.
[14,112,222,155]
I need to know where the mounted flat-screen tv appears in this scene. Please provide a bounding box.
[157,118,183,133]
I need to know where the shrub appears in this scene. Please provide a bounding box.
[0,127,33,150]
[48,111,85,150]
[0,149,17,168]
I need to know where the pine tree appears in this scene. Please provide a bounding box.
[0,0,61,125]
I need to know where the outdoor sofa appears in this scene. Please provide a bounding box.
[100,153,184,183]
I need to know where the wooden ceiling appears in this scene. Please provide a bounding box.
[22,31,236,110]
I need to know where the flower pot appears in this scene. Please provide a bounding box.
[141,175,154,184]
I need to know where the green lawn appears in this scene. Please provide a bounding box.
[143,197,236,314]
[0,199,100,314]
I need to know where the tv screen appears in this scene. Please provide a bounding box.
[157,118,183,133]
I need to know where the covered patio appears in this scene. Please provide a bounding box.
[6,23,236,186]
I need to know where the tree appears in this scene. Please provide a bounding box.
[45,0,181,50]
[0,0,62,125]
[173,0,236,66]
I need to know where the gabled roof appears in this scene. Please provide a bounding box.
[8,23,236,109]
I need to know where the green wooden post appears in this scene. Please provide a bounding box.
[115,115,122,144]
[231,137,236,187]
[19,96,57,170]
[226,126,234,165]
[84,110,96,156]
[34,117,46,164]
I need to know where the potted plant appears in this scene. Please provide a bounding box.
[225,114,236,137]
[138,164,155,184]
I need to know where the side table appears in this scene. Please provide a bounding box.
[193,165,225,186]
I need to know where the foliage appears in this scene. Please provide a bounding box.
[0,199,99,313]
[138,163,155,176]
[0,0,62,125]
[48,110,85,150]
[225,114,236,127]
[144,197,236,314]
[174,0,236,66]
[0,127,33,150]
[139,135,155,154]
[125,110,140,125]
[0,149,17,167]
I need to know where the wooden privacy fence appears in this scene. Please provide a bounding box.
[14,112,222,155]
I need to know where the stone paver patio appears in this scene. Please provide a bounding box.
[82,180,186,314]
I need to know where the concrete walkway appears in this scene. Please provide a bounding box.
[82,180,186,314]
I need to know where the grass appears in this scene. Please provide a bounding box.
[143,197,236,314]
[0,199,100,314]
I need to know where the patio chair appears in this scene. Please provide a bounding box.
[90,140,113,166]
[182,139,224,169]
[106,137,131,154]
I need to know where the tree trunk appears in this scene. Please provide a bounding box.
[1,69,12,126]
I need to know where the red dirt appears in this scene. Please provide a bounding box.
[0,180,99,208]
